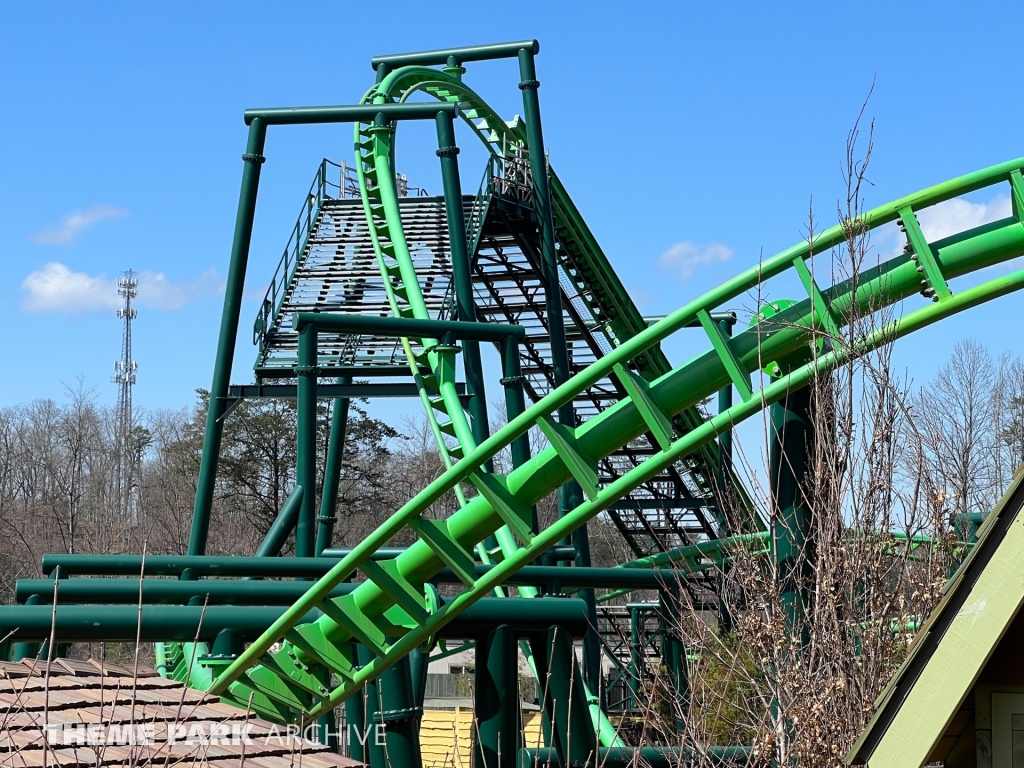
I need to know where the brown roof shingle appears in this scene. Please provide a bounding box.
[0,659,362,767]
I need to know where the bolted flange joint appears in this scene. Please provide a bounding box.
[241,153,266,164]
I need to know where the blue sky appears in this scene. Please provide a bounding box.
[2,0,1023,423]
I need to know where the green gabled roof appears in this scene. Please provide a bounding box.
[847,464,1024,766]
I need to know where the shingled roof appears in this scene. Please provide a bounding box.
[0,658,361,767]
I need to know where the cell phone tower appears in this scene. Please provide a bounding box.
[112,270,139,527]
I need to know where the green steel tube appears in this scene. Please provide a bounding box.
[316,377,351,556]
[40,554,670,587]
[0,598,589,643]
[43,555,338,578]
[297,326,318,558]
[435,565,698,589]
[189,118,267,558]
[243,102,459,126]
[321,547,438,560]
[371,40,539,70]
[254,484,304,557]
[436,110,490,456]
[293,312,525,342]
[15,578,355,605]
[1,605,321,643]
[621,532,770,570]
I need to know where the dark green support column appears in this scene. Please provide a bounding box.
[628,606,641,711]
[769,381,815,766]
[344,670,366,762]
[355,645,385,767]
[357,644,422,768]
[715,314,736,531]
[436,111,490,454]
[190,118,267,558]
[253,485,303,558]
[572,522,602,695]
[475,624,520,768]
[409,647,428,711]
[716,315,737,634]
[530,626,597,767]
[517,50,569,400]
[769,383,815,646]
[316,376,352,556]
[296,325,318,559]
[501,336,543,550]
[517,53,597,661]
[659,587,689,729]
[501,336,530,473]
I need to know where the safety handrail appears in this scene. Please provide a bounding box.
[253,159,343,351]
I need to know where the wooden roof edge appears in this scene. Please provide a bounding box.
[846,463,1024,765]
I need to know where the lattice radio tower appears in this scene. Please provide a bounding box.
[112,270,138,525]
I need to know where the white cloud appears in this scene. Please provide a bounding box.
[916,194,1011,242]
[658,241,734,281]
[30,205,130,245]
[879,193,1012,260]
[140,268,224,310]
[21,263,224,314]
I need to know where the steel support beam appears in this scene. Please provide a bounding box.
[529,625,596,767]
[190,117,267,558]
[371,40,539,71]
[253,484,303,558]
[254,365,409,379]
[227,382,453,400]
[292,312,526,343]
[16,577,355,605]
[436,109,490,458]
[296,325,318,558]
[770,383,815,646]
[316,376,351,556]
[0,598,590,643]
[42,554,396,578]
[475,625,520,768]
[243,102,459,127]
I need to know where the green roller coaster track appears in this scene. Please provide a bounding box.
[206,52,1024,728]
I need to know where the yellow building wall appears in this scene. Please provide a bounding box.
[420,708,544,768]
